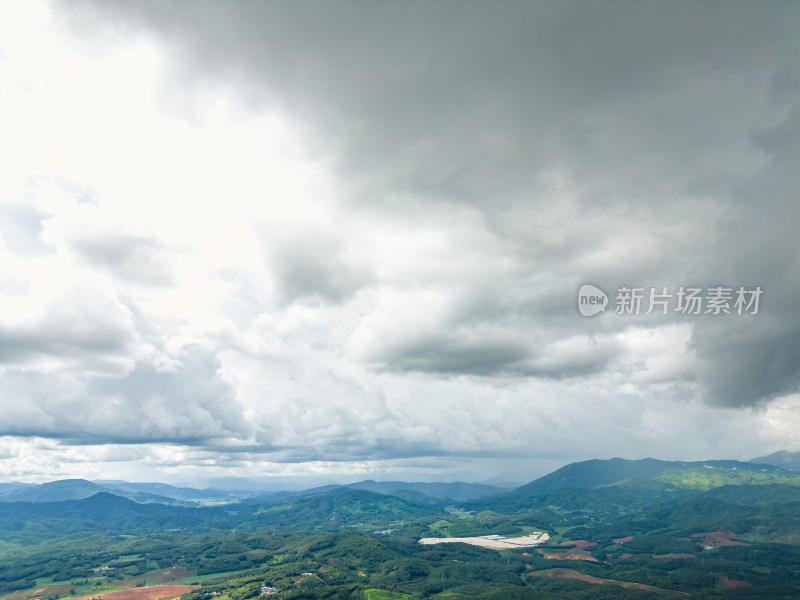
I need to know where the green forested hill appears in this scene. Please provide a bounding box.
[655,466,800,489]
[0,493,224,543]
[510,458,678,496]
[508,457,787,499]
[750,450,800,471]
[241,488,437,529]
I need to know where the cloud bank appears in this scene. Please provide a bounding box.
[0,0,798,482]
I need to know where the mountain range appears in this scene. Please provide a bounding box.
[2,452,799,540]
[750,449,800,471]
[0,477,508,507]
[2,451,798,508]
[3,452,800,598]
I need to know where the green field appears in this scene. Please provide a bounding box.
[364,590,411,600]
[657,467,800,489]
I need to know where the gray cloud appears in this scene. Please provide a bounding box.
[369,333,531,376]
[4,0,793,479]
[57,0,800,407]
[0,285,138,374]
[65,0,794,208]
[688,107,800,407]
[266,228,374,305]
[70,232,174,286]
[0,346,254,444]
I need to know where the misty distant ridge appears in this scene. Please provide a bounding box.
[0,477,511,506]
[2,455,800,548]
[1,453,797,507]
[749,449,800,471]
[0,479,184,505]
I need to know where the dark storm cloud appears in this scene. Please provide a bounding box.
[688,107,800,407]
[57,0,796,204]
[369,333,531,375]
[366,326,618,379]
[52,0,800,409]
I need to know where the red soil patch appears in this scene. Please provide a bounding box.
[560,540,597,549]
[529,568,688,596]
[547,568,607,584]
[537,548,600,562]
[720,575,752,589]
[71,585,198,600]
[612,536,634,544]
[691,527,747,547]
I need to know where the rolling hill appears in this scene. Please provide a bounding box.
[750,449,800,471]
[242,487,437,529]
[508,457,787,498]
[0,479,180,505]
[95,480,252,504]
[0,492,224,544]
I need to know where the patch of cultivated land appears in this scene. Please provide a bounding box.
[720,575,752,588]
[560,540,597,549]
[537,547,599,562]
[363,591,410,600]
[538,539,600,561]
[3,566,202,600]
[4,585,74,600]
[146,568,193,585]
[70,585,198,600]
[528,568,689,597]
[692,527,747,547]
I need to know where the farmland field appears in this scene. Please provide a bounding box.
[529,568,689,597]
[69,585,198,600]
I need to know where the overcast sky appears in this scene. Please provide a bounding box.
[0,0,798,487]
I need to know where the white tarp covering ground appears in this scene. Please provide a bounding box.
[419,532,550,549]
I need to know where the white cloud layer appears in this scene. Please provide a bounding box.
[0,0,798,483]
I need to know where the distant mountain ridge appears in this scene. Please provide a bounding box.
[95,480,252,503]
[510,457,785,498]
[2,456,800,548]
[238,480,507,506]
[0,477,505,508]
[0,479,179,505]
[0,482,32,494]
[750,449,800,471]
[1,458,789,509]
[346,480,507,501]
